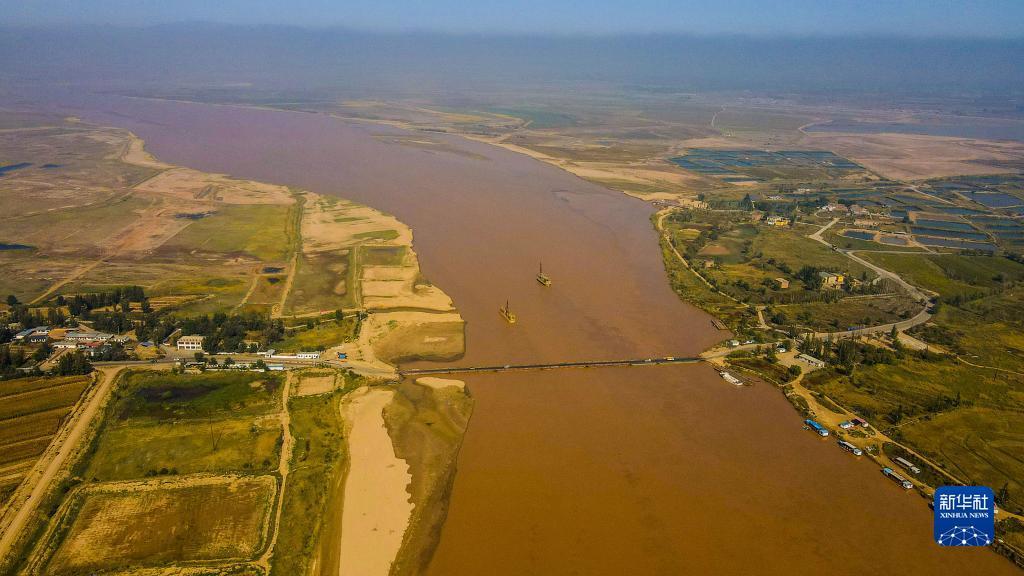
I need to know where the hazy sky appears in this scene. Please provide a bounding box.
[2,0,1023,37]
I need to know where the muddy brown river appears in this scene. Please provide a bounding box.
[61,96,1014,574]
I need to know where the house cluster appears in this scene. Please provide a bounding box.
[821,203,849,214]
[13,325,118,357]
[53,328,116,357]
[764,215,791,227]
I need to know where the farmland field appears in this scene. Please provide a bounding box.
[0,375,91,506]
[35,476,276,575]
[861,253,1024,300]
[85,417,282,480]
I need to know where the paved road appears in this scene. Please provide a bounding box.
[805,219,934,340]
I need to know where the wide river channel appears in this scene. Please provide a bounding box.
[62,96,1014,575]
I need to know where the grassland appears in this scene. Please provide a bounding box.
[272,383,355,575]
[274,318,358,352]
[160,204,293,262]
[802,355,1024,514]
[862,252,1024,300]
[110,371,282,421]
[85,417,282,480]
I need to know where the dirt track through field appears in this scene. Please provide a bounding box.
[0,367,123,564]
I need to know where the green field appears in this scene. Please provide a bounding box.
[161,204,293,261]
[112,371,282,421]
[899,408,1024,514]
[85,417,282,480]
[752,227,873,280]
[275,319,357,352]
[801,353,1024,513]
[774,295,917,332]
[862,253,1024,300]
[272,385,354,575]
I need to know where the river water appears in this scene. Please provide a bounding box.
[57,96,1014,574]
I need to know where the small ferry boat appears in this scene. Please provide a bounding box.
[499,299,517,324]
[718,370,742,386]
[837,440,863,456]
[536,262,551,286]
[804,419,829,437]
[882,467,914,490]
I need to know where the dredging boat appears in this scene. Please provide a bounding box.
[536,262,551,286]
[499,299,517,324]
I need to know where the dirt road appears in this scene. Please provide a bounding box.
[0,366,124,564]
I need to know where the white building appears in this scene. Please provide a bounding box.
[797,353,826,368]
[176,335,205,351]
[65,330,112,342]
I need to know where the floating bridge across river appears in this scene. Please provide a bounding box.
[398,356,701,376]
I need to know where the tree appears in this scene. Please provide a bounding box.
[194,351,205,363]
[53,351,92,376]
[5,295,17,306]
[997,482,1010,507]
[335,309,344,322]
[889,325,899,340]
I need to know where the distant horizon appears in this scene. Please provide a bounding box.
[1,20,1023,41]
[1,0,1023,39]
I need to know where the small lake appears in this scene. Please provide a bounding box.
[0,162,32,175]
[842,230,875,241]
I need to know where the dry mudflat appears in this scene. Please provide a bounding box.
[338,387,414,576]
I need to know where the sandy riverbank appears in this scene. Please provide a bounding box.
[338,387,413,576]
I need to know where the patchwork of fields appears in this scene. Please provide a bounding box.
[0,376,91,507]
